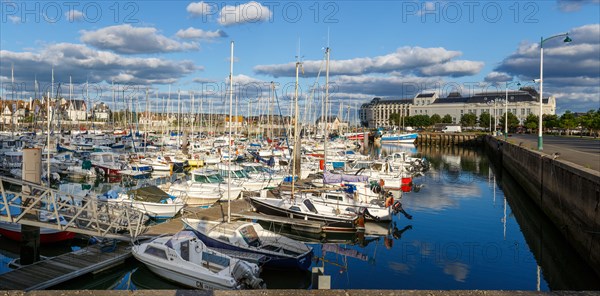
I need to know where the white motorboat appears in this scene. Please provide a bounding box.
[182,218,313,270]
[132,231,266,290]
[162,169,242,207]
[98,186,184,219]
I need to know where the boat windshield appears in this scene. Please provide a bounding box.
[223,169,249,179]
[194,173,224,183]
[242,166,258,173]
[102,155,113,163]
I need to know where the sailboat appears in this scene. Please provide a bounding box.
[248,48,361,233]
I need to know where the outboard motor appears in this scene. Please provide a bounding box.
[392,201,413,220]
[232,260,266,289]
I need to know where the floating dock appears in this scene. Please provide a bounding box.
[0,241,131,291]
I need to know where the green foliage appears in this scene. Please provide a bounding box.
[478,112,493,129]
[389,113,401,126]
[430,114,442,125]
[524,114,538,131]
[442,114,453,123]
[543,114,559,130]
[406,115,431,127]
[559,110,578,132]
[460,113,477,127]
[498,112,519,130]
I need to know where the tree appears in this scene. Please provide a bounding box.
[524,114,538,133]
[389,113,400,126]
[410,115,431,127]
[430,114,442,125]
[543,114,559,132]
[499,112,519,131]
[442,114,453,123]
[559,111,578,135]
[478,112,493,130]
[460,113,477,127]
[578,109,596,136]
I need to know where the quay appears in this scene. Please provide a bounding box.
[1,290,597,295]
[414,133,483,147]
[485,134,600,277]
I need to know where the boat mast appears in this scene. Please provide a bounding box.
[323,47,330,174]
[227,41,234,223]
[290,60,301,200]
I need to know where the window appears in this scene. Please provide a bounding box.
[144,246,168,260]
[289,206,301,212]
[527,108,531,115]
[521,108,525,115]
[303,199,319,213]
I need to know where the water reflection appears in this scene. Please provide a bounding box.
[1,144,599,290]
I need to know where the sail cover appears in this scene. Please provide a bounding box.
[323,171,369,184]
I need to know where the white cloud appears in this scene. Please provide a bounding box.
[255,47,481,78]
[187,1,216,16]
[484,71,513,83]
[557,0,600,12]
[218,1,272,26]
[80,24,199,54]
[495,23,599,112]
[8,15,20,24]
[176,27,227,40]
[418,60,484,77]
[0,43,198,86]
[65,9,84,22]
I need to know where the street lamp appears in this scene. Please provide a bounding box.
[538,33,572,150]
[505,81,521,140]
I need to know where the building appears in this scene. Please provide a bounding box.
[359,97,412,128]
[64,99,87,121]
[359,87,555,127]
[411,87,555,125]
[92,102,111,121]
[316,116,349,132]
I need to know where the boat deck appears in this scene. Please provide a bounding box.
[0,242,131,291]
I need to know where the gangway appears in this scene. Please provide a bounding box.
[0,175,148,240]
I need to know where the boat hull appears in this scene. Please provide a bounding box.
[0,222,75,244]
[248,197,357,231]
[190,228,312,270]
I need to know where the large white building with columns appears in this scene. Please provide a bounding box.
[360,87,556,127]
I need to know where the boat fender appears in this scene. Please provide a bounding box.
[385,195,394,208]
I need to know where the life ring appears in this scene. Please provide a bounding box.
[379,179,385,187]
[194,154,199,160]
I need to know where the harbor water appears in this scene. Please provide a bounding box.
[1,144,599,291]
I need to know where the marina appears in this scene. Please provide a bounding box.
[1,1,599,293]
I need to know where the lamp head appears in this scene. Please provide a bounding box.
[563,35,572,43]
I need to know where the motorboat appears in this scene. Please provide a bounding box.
[132,231,266,290]
[98,186,184,219]
[182,218,313,270]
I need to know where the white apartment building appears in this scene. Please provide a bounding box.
[360,87,555,127]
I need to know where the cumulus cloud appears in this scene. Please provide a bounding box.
[484,71,513,83]
[80,24,199,54]
[8,15,20,24]
[0,43,198,86]
[218,1,272,26]
[187,1,216,16]
[557,0,600,12]
[255,47,482,78]
[418,60,484,77]
[65,9,84,22]
[176,27,228,40]
[494,24,599,112]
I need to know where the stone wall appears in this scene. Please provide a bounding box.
[485,136,600,277]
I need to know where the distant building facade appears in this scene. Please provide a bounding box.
[360,87,555,127]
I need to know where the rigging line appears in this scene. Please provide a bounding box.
[273,85,291,159]
[303,54,326,127]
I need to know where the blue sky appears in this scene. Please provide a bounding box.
[1,0,599,119]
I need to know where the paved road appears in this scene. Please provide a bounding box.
[506,134,600,172]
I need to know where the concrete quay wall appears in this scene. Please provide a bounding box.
[485,136,600,277]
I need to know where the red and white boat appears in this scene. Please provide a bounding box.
[0,221,75,244]
[90,152,124,177]
[344,132,365,140]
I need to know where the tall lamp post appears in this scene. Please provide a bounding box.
[538,33,572,150]
[505,81,521,140]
